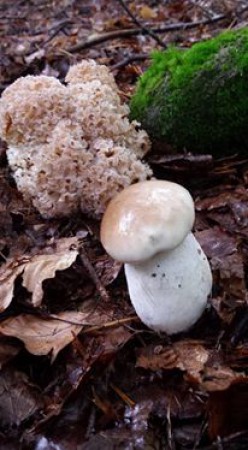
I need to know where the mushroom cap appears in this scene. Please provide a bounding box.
[100,180,195,263]
[124,232,212,334]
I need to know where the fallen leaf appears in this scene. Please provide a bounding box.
[196,228,247,303]
[22,251,78,307]
[195,187,248,236]
[0,300,134,361]
[95,255,122,286]
[136,340,209,381]
[208,379,248,438]
[201,366,244,392]
[139,5,157,20]
[0,338,22,368]
[0,368,42,427]
[0,237,80,310]
[136,340,248,394]
[0,311,87,361]
[0,260,25,312]
[211,252,246,300]
[195,228,238,260]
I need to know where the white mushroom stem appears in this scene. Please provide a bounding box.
[124,232,212,335]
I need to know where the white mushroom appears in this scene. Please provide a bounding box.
[100,180,212,334]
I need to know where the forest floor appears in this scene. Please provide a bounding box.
[1,1,248,449]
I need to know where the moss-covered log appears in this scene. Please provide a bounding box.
[130,28,248,155]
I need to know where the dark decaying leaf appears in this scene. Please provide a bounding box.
[136,340,248,392]
[0,338,22,369]
[208,380,248,439]
[0,368,43,427]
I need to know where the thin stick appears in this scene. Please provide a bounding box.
[79,245,110,302]
[66,14,227,53]
[82,315,139,333]
[111,53,150,70]
[116,0,166,48]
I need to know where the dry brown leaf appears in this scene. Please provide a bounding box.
[201,366,245,392]
[0,237,79,310]
[137,340,209,381]
[0,260,26,312]
[139,5,157,19]
[136,341,248,394]
[22,251,78,306]
[0,311,88,361]
[0,297,131,361]
[174,341,209,379]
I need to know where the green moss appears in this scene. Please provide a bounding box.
[130,28,248,155]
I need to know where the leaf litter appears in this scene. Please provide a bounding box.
[0,0,248,448]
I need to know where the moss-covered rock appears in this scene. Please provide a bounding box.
[130,28,248,155]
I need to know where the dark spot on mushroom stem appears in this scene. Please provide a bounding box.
[157,264,160,268]
[178,284,182,288]
[151,273,157,277]
[162,273,165,278]
[197,249,202,255]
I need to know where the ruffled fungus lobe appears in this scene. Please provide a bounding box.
[0,60,152,218]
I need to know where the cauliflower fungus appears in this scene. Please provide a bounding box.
[0,60,152,218]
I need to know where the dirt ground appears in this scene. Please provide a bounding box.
[1,1,248,449]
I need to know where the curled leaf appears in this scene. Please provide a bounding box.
[0,237,79,310]
[0,311,87,361]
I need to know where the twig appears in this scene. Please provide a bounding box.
[111,53,150,70]
[79,245,110,302]
[43,21,71,46]
[110,382,136,407]
[116,0,166,48]
[199,431,248,450]
[33,18,74,36]
[82,315,139,333]
[65,14,227,53]
[188,0,216,20]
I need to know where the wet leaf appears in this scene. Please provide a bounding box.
[0,368,42,427]
[201,366,244,392]
[196,228,238,260]
[0,338,22,369]
[196,227,247,307]
[137,340,209,381]
[95,255,122,286]
[208,380,248,438]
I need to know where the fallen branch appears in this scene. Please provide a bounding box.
[66,14,227,53]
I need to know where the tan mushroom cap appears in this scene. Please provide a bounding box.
[100,180,195,263]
